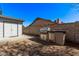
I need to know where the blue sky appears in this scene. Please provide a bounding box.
[0,3,79,26]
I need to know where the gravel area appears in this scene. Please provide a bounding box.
[0,35,78,56]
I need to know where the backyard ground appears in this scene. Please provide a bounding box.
[0,35,79,56]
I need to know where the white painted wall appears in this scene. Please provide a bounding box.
[4,23,22,37]
[0,22,3,37]
[0,20,22,38]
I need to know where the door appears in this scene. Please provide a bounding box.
[11,23,18,36]
[4,23,12,37]
[18,24,22,36]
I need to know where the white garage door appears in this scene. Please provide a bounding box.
[0,22,3,37]
[4,23,12,37]
[11,23,17,36]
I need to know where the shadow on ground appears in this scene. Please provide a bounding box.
[65,40,79,49]
[29,37,57,45]
[29,36,79,49]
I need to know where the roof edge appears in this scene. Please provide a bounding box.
[0,15,24,22]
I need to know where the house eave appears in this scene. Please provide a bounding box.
[0,15,24,23]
